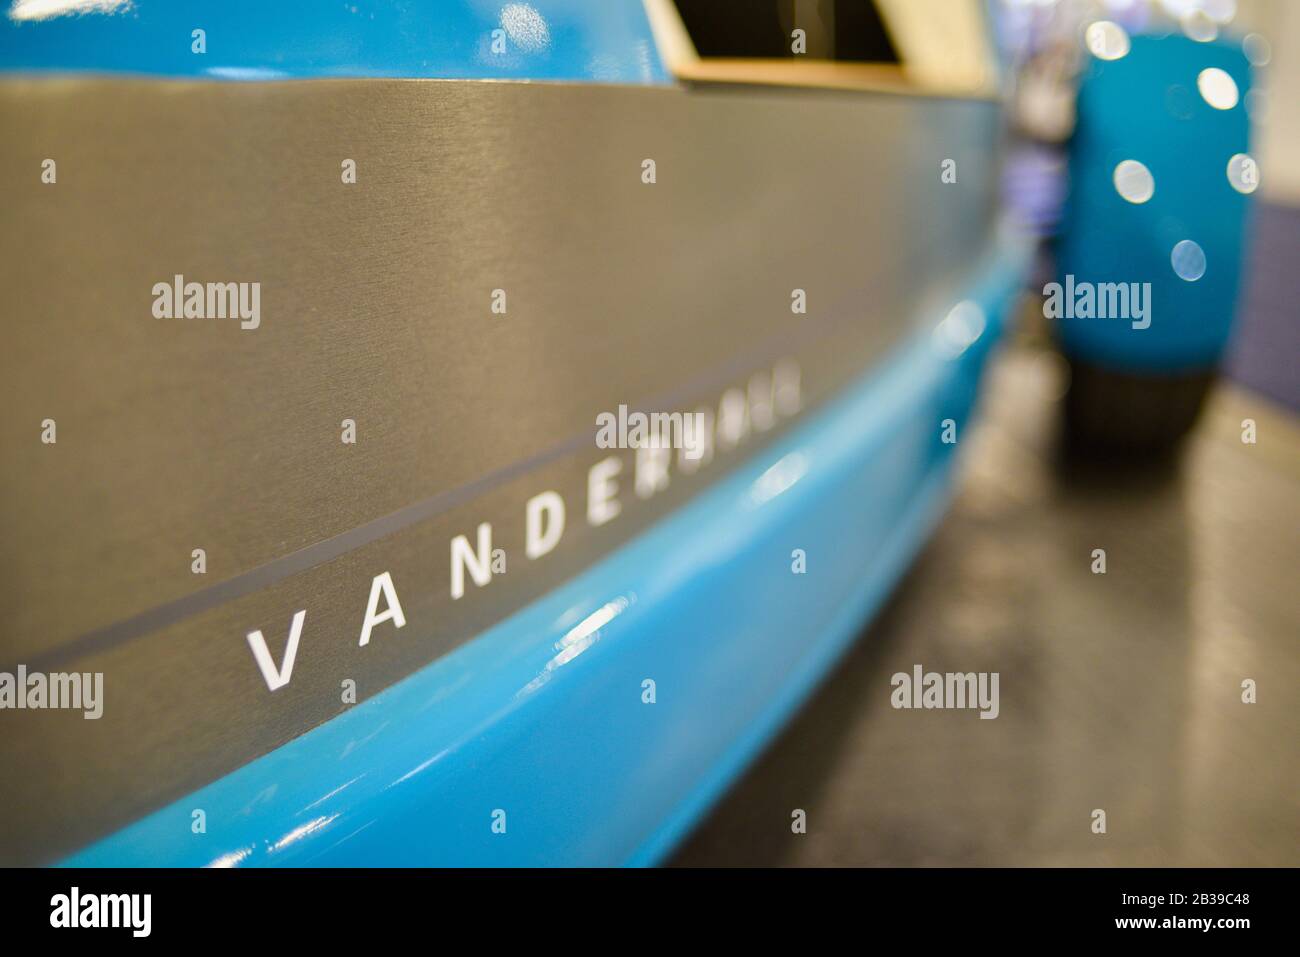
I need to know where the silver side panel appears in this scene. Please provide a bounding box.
[0,77,999,862]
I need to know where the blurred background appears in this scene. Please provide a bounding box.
[675,0,1299,866]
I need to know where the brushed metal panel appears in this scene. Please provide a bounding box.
[0,76,1000,862]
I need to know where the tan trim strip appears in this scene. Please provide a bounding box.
[674,57,991,98]
[644,0,998,99]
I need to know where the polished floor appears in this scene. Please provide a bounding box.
[673,344,1299,866]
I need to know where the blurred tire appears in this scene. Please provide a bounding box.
[1063,359,1214,455]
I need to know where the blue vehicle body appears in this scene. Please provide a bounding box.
[3,0,1030,866]
[66,244,1027,867]
[0,0,669,84]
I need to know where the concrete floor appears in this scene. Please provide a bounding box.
[672,345,1299,866]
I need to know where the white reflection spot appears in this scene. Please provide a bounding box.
[1244,89,1267,122]
[1197,68,1239,110]
[1226,153,1258,194]
[389,748,450,788]
[1202,0,1237,23]
[518,597,632,696]
[749,452,808,508]
[1242,34,1271,67]
[587,53,621,82]
[933,300,987,360]
[1085,21,1130,61]
[500,3,550,53]
[205,846,254,869]
[8,0,129,21]
[205,66,290,81]
[1171,240,1206,282]
[268,814,338,853]
[302,775,364,812]
[1181,12,1218,43]
[1113,159,1155,204]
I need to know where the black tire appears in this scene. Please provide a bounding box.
[1063,359,1215,457]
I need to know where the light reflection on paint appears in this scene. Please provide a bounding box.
[268,814,339,853]
[500,3,549,53]
[205,845,255,869]
[8,0,129,22]
[302,775,364,812]
[388,748,452,788]
[206,66,290,81]
[748,452,808,508]
[518,596,633,696]
[339,719,391,760]
[933,300,987,360]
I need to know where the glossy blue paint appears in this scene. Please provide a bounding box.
[63,235,1028,867]
[1056,34,1253,372]
[0,0,668,84]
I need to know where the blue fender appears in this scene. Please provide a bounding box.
[63,238,1030,867]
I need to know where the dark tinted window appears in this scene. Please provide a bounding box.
[672,0,899,62]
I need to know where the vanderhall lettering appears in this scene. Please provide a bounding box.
[50,887,151,937]
[244,358,802,693]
